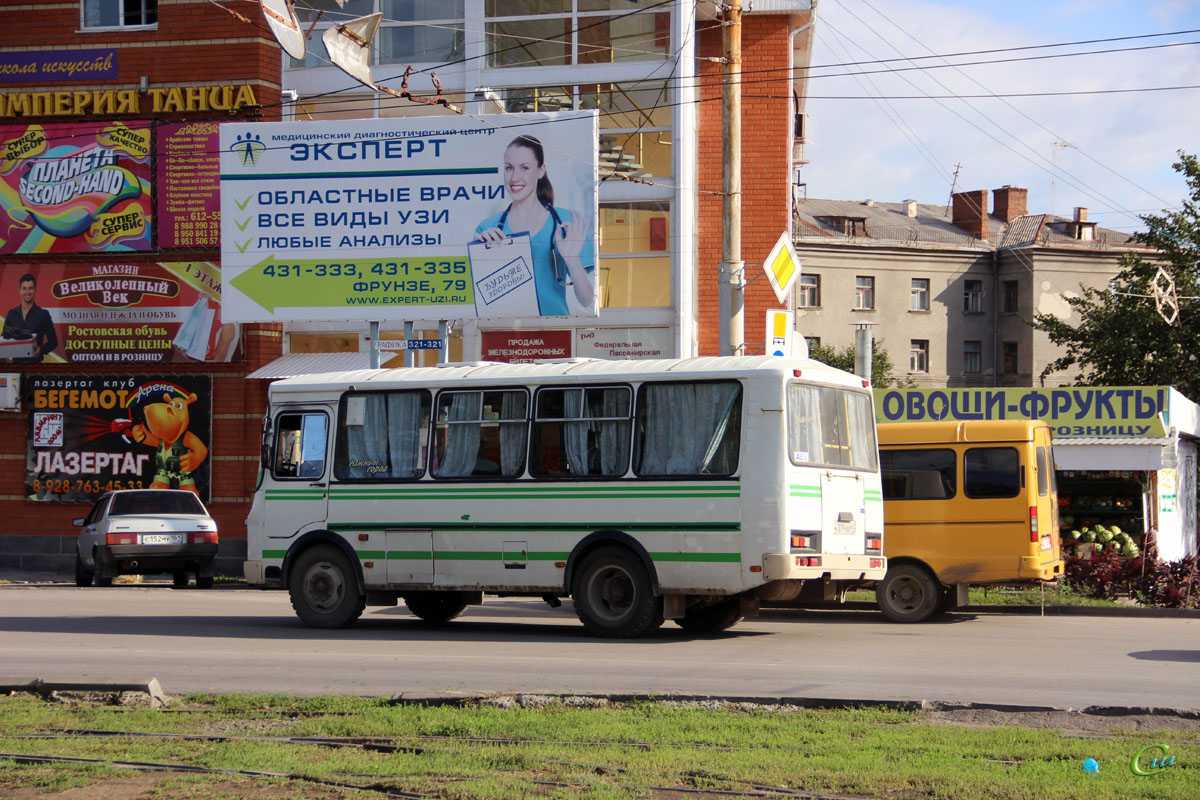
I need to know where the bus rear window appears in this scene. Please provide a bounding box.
[787,385,877,471]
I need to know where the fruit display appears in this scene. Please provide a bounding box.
[1063,524,1140,558]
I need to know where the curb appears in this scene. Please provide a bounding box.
[781,601,1200,619]
[1,678,167,707]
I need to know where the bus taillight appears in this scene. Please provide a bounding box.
[1029,506,1038,542]
[866,536,882,554]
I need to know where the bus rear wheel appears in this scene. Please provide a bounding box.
[877,564,941,623]
[675,597,742,633]
[405,591,470,624]
[289,544,365,629]
[572,546,663,638]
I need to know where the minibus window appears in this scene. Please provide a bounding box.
[532,386,632,478]
[880,448,956,499]
[432,389,528,479]
[1035,446,1049,497]
[964,447,1020,498]
[336,390,431,480]
[634,381,742,476]
[787,385,878,471]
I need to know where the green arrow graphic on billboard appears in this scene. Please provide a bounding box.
[231,256,475,313]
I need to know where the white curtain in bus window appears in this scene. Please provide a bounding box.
[497,391,528,477]
[339,392,429,479]
[636,381,741,475]
[435,392,483,478]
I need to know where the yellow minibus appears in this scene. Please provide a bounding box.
[875,419,1064,622]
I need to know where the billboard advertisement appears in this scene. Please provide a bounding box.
[219,112,598,322]
[157,122,220,249]
[0,263,239,364]
[27,374,213,503]
[0,121,152,254]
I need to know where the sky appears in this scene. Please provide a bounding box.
[799,0,1199,233]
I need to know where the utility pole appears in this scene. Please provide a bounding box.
[718,0,743,357]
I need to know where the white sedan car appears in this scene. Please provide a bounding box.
[75,490,219,588]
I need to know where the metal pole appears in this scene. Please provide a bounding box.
[404,320,414,368]
[369,321,379,368]
[438,320,449,364]
[719,0,743,356]
[854,324,874,382]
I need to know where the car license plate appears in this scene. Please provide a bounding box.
[834,521,855,536]
[142,534,184,545]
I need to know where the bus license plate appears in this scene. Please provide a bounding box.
[834,521,855,536]
[142,534,184,545]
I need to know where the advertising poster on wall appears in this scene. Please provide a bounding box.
[0,121,152,254]
[219,111,598,322]
[0,263,239,364]
[157,122,219,249]
[27,374,212,503]
[481,329,571,363]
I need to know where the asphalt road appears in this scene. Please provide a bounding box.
[1,584,1197,710]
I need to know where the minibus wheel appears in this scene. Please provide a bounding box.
[289,544,366,628]
[573,545,663,638]
[877,564,940,623]
[405,591,470,624]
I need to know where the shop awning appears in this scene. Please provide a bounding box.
[245,352,371,379]
[1053,438,1171,471]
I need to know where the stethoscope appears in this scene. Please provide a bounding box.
[496,201,570,287]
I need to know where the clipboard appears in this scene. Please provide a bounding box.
[468,232,541,318]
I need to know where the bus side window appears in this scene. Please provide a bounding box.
[880,449,956,499]
[274,412,327,479]
[1035,446,1049,496]
[963,447,1020,498]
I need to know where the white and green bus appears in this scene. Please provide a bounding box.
[244,356,885,637]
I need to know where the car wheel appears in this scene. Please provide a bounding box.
[675,597,742,634]
[172,571,189,588]
[95,574,114,588]
[195,574,214,589]
[288,544,365,629]
[572,546,663,638]
[404,591,470,624]
[74,550,94,588]
[877,564,941,623]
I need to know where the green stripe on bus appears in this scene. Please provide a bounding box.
[265,547,737,564]
[263,550,287,559]
[327,486,740,500]
[648,552,741,563]
[328,522,740,533]
[386,551,433,560]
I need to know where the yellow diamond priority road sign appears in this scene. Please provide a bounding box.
[763,231,801,305]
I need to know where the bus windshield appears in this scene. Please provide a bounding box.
[787,385,877,471]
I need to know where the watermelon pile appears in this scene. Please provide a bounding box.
[1063,525,1139,557]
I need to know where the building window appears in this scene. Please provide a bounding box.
[290,1,464,68]
[963,340,981,374]
[910,340,929,373]
[964,280,983,313]
[1002,280,1019,314]
[855,276,875,310]
[486,0,671,67]
[804,336,820,350]
[1002,342,1018,375]
[597,202,670,308]
[82,0,156,27]
[910,278,929,311]
[798,275,820,307]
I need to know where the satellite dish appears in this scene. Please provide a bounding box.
[260,0,306,60]
[324,13,383,89]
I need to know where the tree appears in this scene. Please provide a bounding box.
[808,338,899,387]
[1033,151,1200,400]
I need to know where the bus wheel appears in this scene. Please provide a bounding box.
[572,546,663,638]
[405,591,470,624]
[289,544,365,629]
[877,565,940,623]
[676,598,742,633]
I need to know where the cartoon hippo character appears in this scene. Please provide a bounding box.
[127,384,208,494]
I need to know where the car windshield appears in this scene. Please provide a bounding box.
[110,491,206,516]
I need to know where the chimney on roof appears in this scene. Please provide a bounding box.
[862,199,875,207]
[992,185,1028,222]
[904,199,918,218]
[952,189,989,240]
[1073,207,1088,223]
